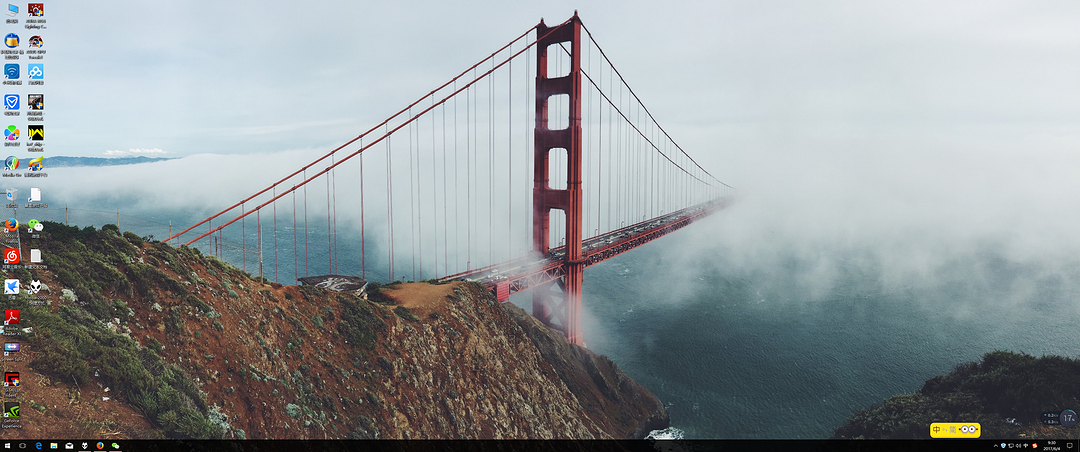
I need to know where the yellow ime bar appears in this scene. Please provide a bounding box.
[930,423,982,438]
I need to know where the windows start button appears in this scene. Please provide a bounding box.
[930,422,981,438]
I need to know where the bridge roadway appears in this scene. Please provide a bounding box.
[439,197,734,301]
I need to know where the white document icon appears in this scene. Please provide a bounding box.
[29,249,39,263]
[27,187,39,202]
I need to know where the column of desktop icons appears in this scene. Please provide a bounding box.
[3,2,46,172]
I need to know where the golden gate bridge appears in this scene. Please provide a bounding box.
[166,13,736,346]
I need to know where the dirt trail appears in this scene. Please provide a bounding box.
[384,281,461,318]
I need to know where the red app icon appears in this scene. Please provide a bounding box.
[3,248,17,264]
[3,309,15,324]
[3,371,16,386]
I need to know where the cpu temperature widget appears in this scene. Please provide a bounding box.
[2,442,120,452]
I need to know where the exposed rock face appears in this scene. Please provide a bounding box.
[15,224,668,439]
[365,282,670,439]
[505,304,670,439]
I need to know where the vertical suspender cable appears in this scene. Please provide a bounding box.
[360,139,366,280]
[327,156,333,275]
[304,169,309,277]
[507,44,513,262]
[408,110,416,281]
[273,187,278,283]
[387,125,394,281]
[242,204,246,273]
[292,190,297,282]
[467,78,472,271]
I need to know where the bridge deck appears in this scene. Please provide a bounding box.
[439,197,734,300]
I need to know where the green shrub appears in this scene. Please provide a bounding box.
[185,295,213,314]
[393,306,419,322]
[123,231,143,247]
[336,298,384,353]
[27,303,221,438]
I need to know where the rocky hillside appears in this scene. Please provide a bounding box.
[2,222,667,439]
[833,351,1080,439]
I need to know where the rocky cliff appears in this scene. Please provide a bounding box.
[2,222,668,439]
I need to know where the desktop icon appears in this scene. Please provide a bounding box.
[26,63,40,80]
[26,279,37,294]
[3,248,17,264]
[3,279,17,294]
[26,125,40,140]
[3,218,15,232]
[3,372,16,386]
[26,219,40,232]
[3,126,17,141]
[28,249,38,263]
[4,188,14,202]
[3,342,18,353]
[26,156,40,171]
[26,4,40,17]
[3,95,16,110]
[26,94,40,110]
[3,64,16,80]
[27,187,37,202]
[26,35,39,48]
[5,5,15,16]
[3,156,14,170]
[4,309,16,324]
[3,402,16,417]
[3,34,16,49]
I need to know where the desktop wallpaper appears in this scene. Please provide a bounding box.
[0,0,1078,442]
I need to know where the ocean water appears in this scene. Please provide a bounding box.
[567,235,1080,439]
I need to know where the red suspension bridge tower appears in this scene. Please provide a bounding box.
[531,15,585,345]
[163,13,736,350]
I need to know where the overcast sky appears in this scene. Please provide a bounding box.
[48,1,1078,159]
[34,1,1080,275]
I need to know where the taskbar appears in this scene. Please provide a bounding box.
[1,439,1079,452]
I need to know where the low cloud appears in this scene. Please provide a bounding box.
[103,148,167,157]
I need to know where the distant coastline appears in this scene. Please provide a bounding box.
[45,155,175,168]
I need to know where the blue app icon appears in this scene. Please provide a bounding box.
[26,64,40,80]
[3,64,16,80]
[3,94,16,110]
